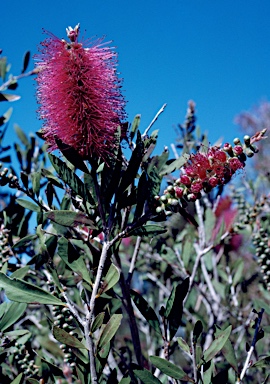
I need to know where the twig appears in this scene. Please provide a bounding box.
[0,68,37,91]
[85,240,110,383]
[126,236,142,286]
[142,103,167,138]
[238,308,264,383]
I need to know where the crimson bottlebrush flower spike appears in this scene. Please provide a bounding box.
[35,23,127,161]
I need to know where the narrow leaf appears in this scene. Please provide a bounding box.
[150,356,193,381]
[177,337,191,355]
[98,263,120,296]
[13,234,37,248]
[0,272,65,306]
[0,93,21,102]
[165,277,189,339]
[159,155,189,176]
[133,369,162,384]
[127,224,167,238]
[97,314,122,350]
[14,123,29,146]
[22,51,30,73]
[16,198,40,212]
[57,237,92,284]
[53,326,87,349]
[10,373,24,384]
[91,312,105,333]
[202,325,232,364]
[49,153,95,205]
[119,131,144,193]
[0,302,27,331]
[130,114,141,142]
[216,325,238,373]
[45,210,96,228]
[250,355,270,368]
[131,289,162,334]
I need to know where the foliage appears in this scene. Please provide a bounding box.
[0,41,270,384]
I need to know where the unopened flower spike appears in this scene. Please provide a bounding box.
[35,24,127,161]
[66,23,80,42]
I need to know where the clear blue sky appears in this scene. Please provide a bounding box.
[2,0,270,155]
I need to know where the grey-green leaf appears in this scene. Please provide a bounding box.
[216,325,238,373]
[0,302,27,332]
[10,373,24,384]
[127,225,167,237]
[97,314,122,351]
[133,369,162,384]
[149,356,193,381]
[45,210,96,228]
[16,198,40,212]
[57,237,92,285]
[131,289,162,335]
[202,325,232,365]
[53,326,87,349]
[91,312,105,333]
[98,263,120,296]
[159,156,189,176]
[0,272,65,306]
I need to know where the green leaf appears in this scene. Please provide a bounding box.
[53,326,87,349]
[45,210,96,228]
[97,314,122,351]
[131,289,162,334]
[22,51,30,73]
[10,373,24,384]
[100,144,122,205]
[165,277,189,339]
[13,234,37,248]
[57,237,92,285]
[130,114,141,142]
[193,320,203,344]
[146,166,162,210]
[31,171,41,196]
[181,237,193,268]
[10,266,30,279]
[91,312,105,333]
[0,57,7,81]
[133,171,148,222]
[127,224,167,237]
[149,356,193,381]
[0,302,27,332]
[49,154,95,205]
[133,369,162,384]
[159,155,189,176]
[216,326,238,373]
[14,123,29,146]
[26,379,39,384]
[119,376,131,384]
[16,198,40,212]
[0,272,65,306]
[0,107,13,126]
[177,337,191,355]
[55,137,89,173]
[232,259,244,286]
[41,168,63,189]
[98,263,120,296]
[201,325,232,365]
[0,93,21,102]
[202,360,214,384]
[250,355,270,368]
[119,131,144,193]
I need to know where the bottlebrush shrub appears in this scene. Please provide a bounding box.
[0,27,269,384]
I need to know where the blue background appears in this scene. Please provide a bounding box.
[2,0,270,155]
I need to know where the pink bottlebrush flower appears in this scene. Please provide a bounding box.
[35,24,127,160]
